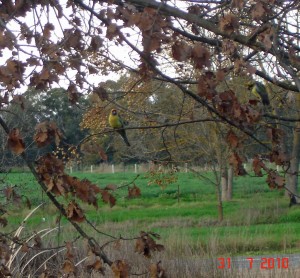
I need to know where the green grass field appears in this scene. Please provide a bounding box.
[1,170,300,258]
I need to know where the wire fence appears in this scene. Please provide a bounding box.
[68,161,285,174]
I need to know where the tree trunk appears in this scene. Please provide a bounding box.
[216,183,223,222]
[287,122,300,195]
[227,165,233,200]
[221,166,228,201]
[286,92,300,196]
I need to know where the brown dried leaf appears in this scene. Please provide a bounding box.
[222,39,237,57]
[269,150,290,166]
[99,148,108,161]
[128,184,141,199]
[66,201,85,223]
[67,83,81,104]
[252,156,264,177]
[3,186,13,200]
[34,121,63,147]
[7,128,25,154]
[150,261,167,278]
[197,71,217,99]
[219,14,239,35]
[89,36,103,51]
[106,23,118,40]
[69,177,100,208]
[33,234,43,249]
[216,68,227,82]
[191,43,210,69]
[226,130,239,149]
[111,260,130,278]
[21,243,29,253]
[251,1,267,21]
[62,259,75,274]
[26,57,41,66]
[85,251,105,274]
[257,27,274,50]
[100,190,116,207]
[43,23,54,39]
[266,170,285,189]
[65,241,74,260]
[172,40,192,62]
[142,32,161,53]
[229,152,247,176]
[135,231,164,258]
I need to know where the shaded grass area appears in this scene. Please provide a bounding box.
[1,171,300,257]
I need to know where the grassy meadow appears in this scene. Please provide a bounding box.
[1,170,300,277]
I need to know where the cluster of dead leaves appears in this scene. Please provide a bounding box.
[35,154,117,221]
[34,121,63,147]
[2,186,22,205]
[128,184,141,199]
[150,261,167,278]
[112,260,130,278]
[62,242,76,275]
[214,90,261,127]
[252,156,285,189]
[251,1,271,22]
[7,128,25,155]
[219,14,239,35]
[172,41,210,70]
[147,165,178,189]
[266,127,290,168]
[85,248,105,274]
[0,59,25,91]
[229,151,247,176]
[135,231,164,258]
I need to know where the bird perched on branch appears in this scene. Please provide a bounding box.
[108,109,130,146]
[247,81,270,106]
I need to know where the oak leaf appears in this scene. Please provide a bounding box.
[21,243,29,253]
[172,40,192,62]
[66,201,85,223]
[128,184,141,198]
[219,14,239,35]
[150,261,166,278]
[191,43,210,69]
[252,156,264,177]
[7,128,25,154]
[100,190,116,207]
[229,152,247,176]
[266,170,285,189]
[85,251,105,274]
[251,1,268,21]
[135,231,164,258]
[111,260,130,278]
[62,259,75,274]
[226,130,239,149]
[34,121,63,147]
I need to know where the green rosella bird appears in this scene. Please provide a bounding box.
[108,109,130,146]
[247,81,270,106]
